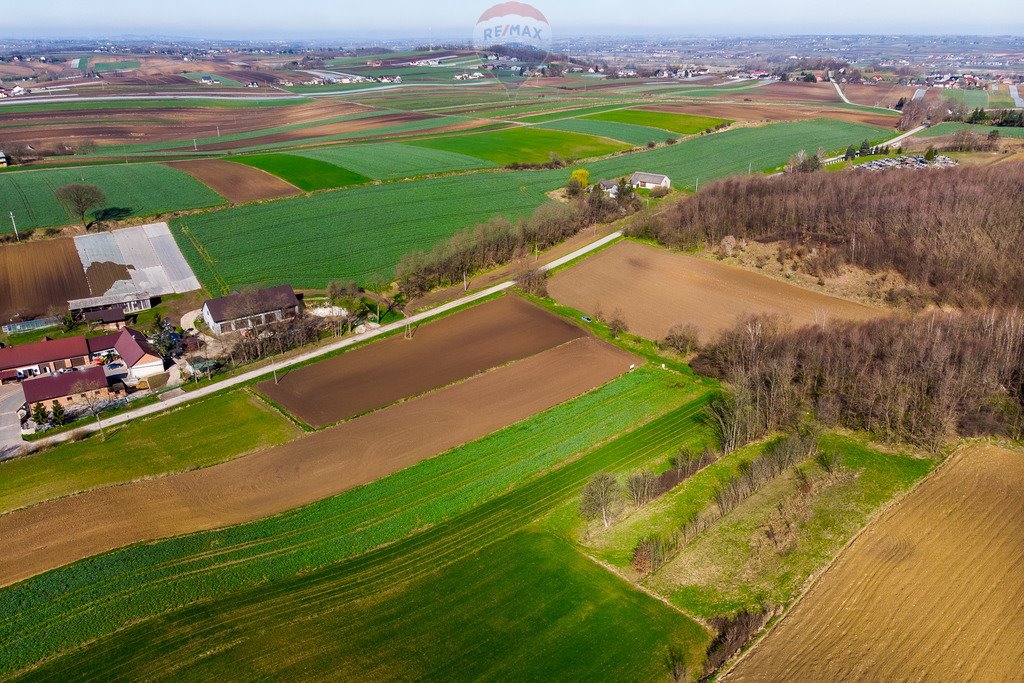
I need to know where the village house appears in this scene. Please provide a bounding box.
[630,172,671,190]
[21,365,119,410]
[0,337,92,381]
[598,179,619,197]
[88,328,166,380]
[201,284,303,334]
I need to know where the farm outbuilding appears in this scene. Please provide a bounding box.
[629,172,671,190]
[202,284,303,334]
[21,365,119,409]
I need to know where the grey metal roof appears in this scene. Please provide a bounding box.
[630,172,670,184]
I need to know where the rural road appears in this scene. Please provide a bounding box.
[1010,85,1024,108]
[0,385,24,459]
[15,230,624,452]
[830,79,852,104]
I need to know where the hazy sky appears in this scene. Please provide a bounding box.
[7,0,1022,39]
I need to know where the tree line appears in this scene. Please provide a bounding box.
[396,187,628,296]
[628,163,1024,308]
[695,309,1024,449]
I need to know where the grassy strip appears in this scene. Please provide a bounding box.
[295,141,497,180]
[914,122,1024,138]
[0,391,300,514]
[583,109,731,135]
[408,126,631,165]
[648,434,935,618]
[0,368,707,677]
[540,118,676,146]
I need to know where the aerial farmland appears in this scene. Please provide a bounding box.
[1,8,1023,682]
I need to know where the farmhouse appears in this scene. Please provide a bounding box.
[630,172,671,190]
[598,179,619,197]
[0,337,91,381]
[88,328,165,380]
[202,284,303,334]
[21,365,119,409]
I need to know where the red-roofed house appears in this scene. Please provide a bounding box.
[21,366,119,408]
[112,328,165,380]
[0,337,91,380]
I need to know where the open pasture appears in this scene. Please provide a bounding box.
[294,141,497,179]
[232,153,371,191]
[0,366,701,678]
[942,88,990,108]
[547,240,880,342]
[0,238,90,322]
[260,296,586,427]
[167,159,300,202]
[539,118,678,146]
[0,335,637,588]
[0,163,225,230]
[583,108,731,134]
[728,445,1024,681]
[91,60,140,72]
[408,126,631,165]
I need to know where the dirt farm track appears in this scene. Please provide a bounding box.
[547,240,880,342]
[260,295,586,427]
[727,445,1024,681]
[0,336,635,586]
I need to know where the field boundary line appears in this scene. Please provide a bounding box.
[718,443,953,679]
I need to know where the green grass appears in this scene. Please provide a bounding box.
[647,434,935,619]
[231,154,371,191]
[0,163,226,231]
[517,104,637,124]
[0,392,299,514]
[942,89,990,108]
[408,126,631,165]
[20,531,709,680]
[0,367,709,677]
[583,108,732,135]
[92,60,140,72]
[0,98,312,115]
[294,141,497,179]
[540,118,679,146]
[914,122,1024,138]
[180,72,244,88]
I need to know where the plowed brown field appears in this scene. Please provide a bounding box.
[750,81,843,103]
[727,445,1024,682]
[0,238,90,321]
[260,295,585,427]
[547,241,880,342]
[167,159,300,202]
[0,336,635,586]
[842,83,917,109]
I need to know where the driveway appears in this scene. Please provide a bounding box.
[0,384,26,460]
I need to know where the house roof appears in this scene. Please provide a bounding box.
[598,179,619,189]
[85,308,126,324]
[87,332,122,355]
[22,366,109,404]
[630,172,670,184]
[114,328,161,367]
[204,285,300,324]
[0,336,90,372]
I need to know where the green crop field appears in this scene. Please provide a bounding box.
[232,153,372,191]
[91,60,141,72]
[408,126,631,165]
[517,104,636,124]
[295,141,497,179]
[23,531,708,680]
[914,122,1024,138]
[0,368,711,677]
[942,89,990,108]
[171,118,887,290]
[181,72,244,88]
[170,169,556,291]
[540,118,678,146]
[0,163,226,231]
[0,392,299,514]
[0,97,313,115]
[583,108,732,135]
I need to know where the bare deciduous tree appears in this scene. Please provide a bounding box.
[579,472,622,527]
[55,183,105,228]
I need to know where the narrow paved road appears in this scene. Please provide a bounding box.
[830,79,852,104]
[1010,85,1024,109]
[0,385,25,459]
[18,230,623,451]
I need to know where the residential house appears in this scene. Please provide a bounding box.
[630,172,671,190]
[201,284,303,334]
[88,328,165,380]
[598,179,619,198]
[21,365,119,409]
[0,337,92,381]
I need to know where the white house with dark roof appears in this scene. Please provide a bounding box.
[202,285,303,334]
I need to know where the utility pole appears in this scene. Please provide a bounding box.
[9,211,18,241]
[193,139,198,151]
[695,177,699,192]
